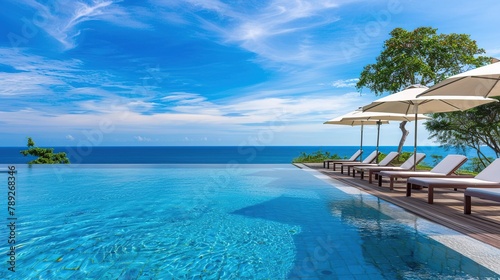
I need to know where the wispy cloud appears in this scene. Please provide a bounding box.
[0,48,78,96]
[330,78,359,88]
[0,48,127,115]
[17,0,150,49]
[222,1,345,66]
[161,92,208,105]
[182,0,232,14]
[151,0,354,67]
[134,135,151,142]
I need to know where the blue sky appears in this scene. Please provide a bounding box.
[1,0,500,147]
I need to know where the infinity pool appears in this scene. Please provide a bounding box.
[1,164,499,279]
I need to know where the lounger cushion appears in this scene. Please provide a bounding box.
[399,153,426,169]
[465,188,500,202]
[408,177,500,187]
[379,154,467,178]
[429,155,467,174]
[379,170,447,177]
[347,149,363,161]
[475,158,500,181]
[354,153,426,172]
[342,152,399,167]
[362,151,379,163]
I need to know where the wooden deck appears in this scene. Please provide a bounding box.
[302,163,500,249]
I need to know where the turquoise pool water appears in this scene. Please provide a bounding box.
[1,164,499,279]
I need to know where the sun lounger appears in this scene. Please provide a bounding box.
[406,158,500,204]
[338,150,379,174]
[464,188,500,214]
[352,153,426,182]
[376,155,467,190]
[342,151,399,176]
[323,149,362,170]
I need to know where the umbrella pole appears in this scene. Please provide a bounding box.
[413,104,418,171]
[376,121,381,163]
[360,123,364,161]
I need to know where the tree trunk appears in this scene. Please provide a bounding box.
[397,121,409,156]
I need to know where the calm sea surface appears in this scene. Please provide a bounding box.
[0,146,496,167]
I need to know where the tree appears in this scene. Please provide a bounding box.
[425,98,500,170]
[356,27,489,154]
[20,137,70,164]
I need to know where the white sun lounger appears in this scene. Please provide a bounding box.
[323,149,362,169]
[352,153,426,182]
[377,155,468,190]
[338,150,379,174]
[342,151,399,176]
[464,188,500,214]
[407,158,500,204]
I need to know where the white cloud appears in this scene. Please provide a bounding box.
[17,0,150,49]
[134,136,151,142]
[151,0,355,67]
[0,86,433,146]
[66,135,75,141]
[0,72,62,96]
[331,78,359,88]
[225,2,344,66]
[127,101,157,112]
[0,91,370,131]
[182,0,232,14]
[161,92,208,105]
[0,48,116,98]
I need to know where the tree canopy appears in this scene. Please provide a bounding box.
[355,26,491,156]
[20,137,70,164]
[356,27,490,95]
[425,98,500,170]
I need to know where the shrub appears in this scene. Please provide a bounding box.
[20,137,70,164]
[292,150,340,163]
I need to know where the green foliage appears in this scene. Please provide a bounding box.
[430,154,443,166]
[386,151,428,169]
[425,97,500,170]
[377,152,386,163]
[356,26,489,95]
[292,150,340,163]
[467,157,495,173]
[392,151,413,165]
[455,166,478,176]
[20,137,70,164]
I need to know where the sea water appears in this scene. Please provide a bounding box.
[1,146,496,167]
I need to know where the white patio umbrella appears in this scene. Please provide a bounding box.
[362,84,498,170]
[325,110,430,162]
[418,61,500,98]
[324,111,388,161]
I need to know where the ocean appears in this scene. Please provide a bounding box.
[1,146,496,167]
